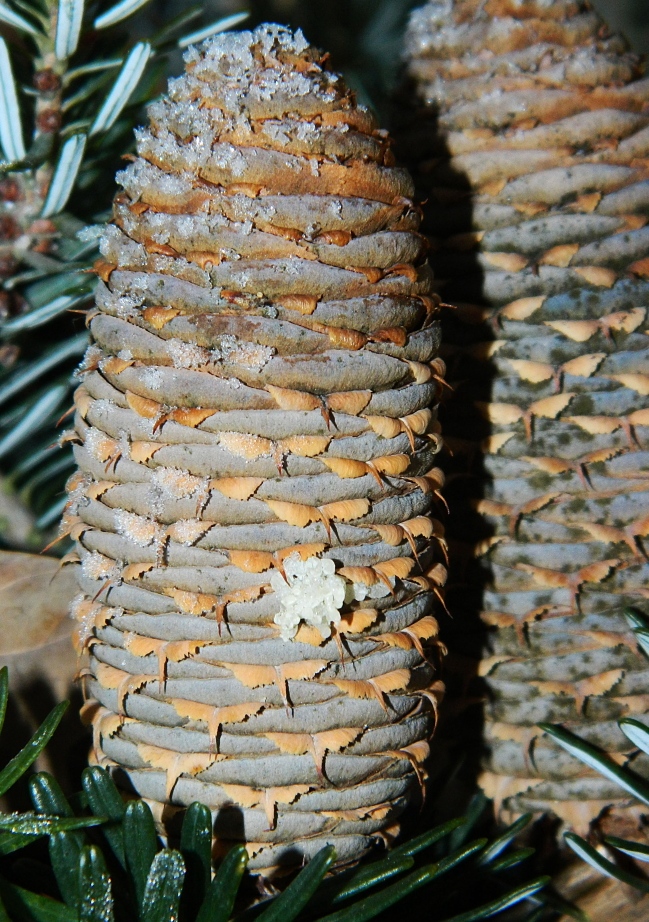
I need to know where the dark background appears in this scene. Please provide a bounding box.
[591,0,649,52]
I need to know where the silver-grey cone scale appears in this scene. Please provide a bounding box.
[65,24,446,874]
[401,0,649,834]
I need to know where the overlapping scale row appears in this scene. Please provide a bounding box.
[65,25,446,874]
[400,0,649,831]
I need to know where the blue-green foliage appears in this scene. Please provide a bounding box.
[0,662,556,922]
[0,0,245,544]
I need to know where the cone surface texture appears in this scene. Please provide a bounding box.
[401,0,649,831]
[67,24,446,873]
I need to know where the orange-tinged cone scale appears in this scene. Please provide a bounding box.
[65,24,446,874]
[400,0,649,834]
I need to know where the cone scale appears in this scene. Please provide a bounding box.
[400,0,649,833]
[66,25,446,873]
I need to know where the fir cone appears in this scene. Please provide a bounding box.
[66,25,446,874]
[400,0,649,833]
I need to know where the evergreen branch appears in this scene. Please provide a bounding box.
[0,875,74,921]
[195,846,247,922]
[0,699,67,795]
[0,2,40,35]
[141,850,185,922]
[89,41,151,136]
[564,833,649,894]
[94,0,153,30]
[79,845,114,922]
[325,856,415,905]
[0,812,106,834]
[41,132,87,216]
[0,686,554,922]
[477,814,533,866]
[257,847,335,922]
[0,0,252,546]
[177,12,249,49]
[0,333,86,408]
[179,803,211,918]
[124,800,158,908]
[435,879,550,922]
[539,722,649,807]
[55,0,85,61]
[64,59,123,85]
[0,37,25,161]
[619,717,649,755]
[0,384,67,459]
[2,293,89,332]
[604,836,649,863]
[36,492,71,529]
[151,7,201,47]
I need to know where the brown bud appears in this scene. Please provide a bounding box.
[0,256,17,280]
[28,218,57,236]
[33,69,61,93]
[0,215,20,241]
[37,108,62,133]
[30,218,57,255]
[0,343,19,368]
[0,178,21,202]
